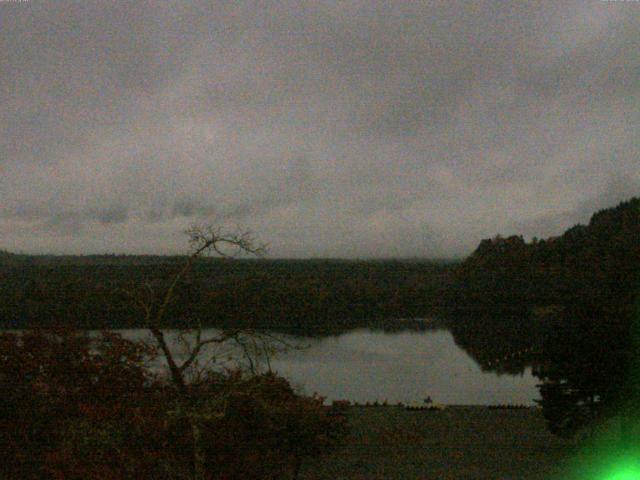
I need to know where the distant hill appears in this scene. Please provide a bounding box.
[0,251,200,266]
[0,255,452,330]
[448,196,640,312]
[0,250,21,265]
[0,249,459,267]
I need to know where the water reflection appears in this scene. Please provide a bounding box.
[115,323,541,405]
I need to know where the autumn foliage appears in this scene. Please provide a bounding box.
[0,328,347,479]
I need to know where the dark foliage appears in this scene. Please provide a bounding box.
[447,197,640,437]
[0,329,348,479]
[0,259,453,334]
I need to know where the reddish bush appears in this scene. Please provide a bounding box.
[0,330,348,479]
[0,328,172,479]
[199,372,348,479]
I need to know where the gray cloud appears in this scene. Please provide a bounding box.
[96,206,129,225]
[514,176,640,239]
[1,0,639,257]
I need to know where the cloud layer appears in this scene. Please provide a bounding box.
[1,1,639,257]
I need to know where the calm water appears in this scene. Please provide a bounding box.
[114,326,540,405]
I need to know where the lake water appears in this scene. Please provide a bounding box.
[114,326,540,405]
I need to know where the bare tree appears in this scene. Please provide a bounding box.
[123,225,264,386]
[122,225,275,479]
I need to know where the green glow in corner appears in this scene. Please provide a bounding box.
[602,458,640,480]
[593,450,640,480]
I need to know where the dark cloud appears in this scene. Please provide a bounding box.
[96,206,129,225]
[1,0,639,256]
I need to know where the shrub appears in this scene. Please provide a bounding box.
[0,329,348,479]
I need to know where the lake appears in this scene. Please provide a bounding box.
[114,324,540,405]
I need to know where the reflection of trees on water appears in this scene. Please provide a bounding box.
[446,302,640,441]
[442,197,640,438]
[532,302,637,438]
[267,311,547,378]
[270,309,548,378]
[445,308,546,376]
[260,317,447,339]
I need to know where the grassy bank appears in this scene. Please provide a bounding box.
[301,406,577,479]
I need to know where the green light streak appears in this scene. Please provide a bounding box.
[602,458,640,480]
[553,270,640,479]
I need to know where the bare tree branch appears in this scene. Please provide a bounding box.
[114,224,273,480]
[124,225,268,395]
[178,332,229,374]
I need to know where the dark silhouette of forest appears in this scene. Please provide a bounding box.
[447,197,639,315]
[445,197,640,437]
[0,255,453,334]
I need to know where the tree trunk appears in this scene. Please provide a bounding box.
[291,455,301,480]
[192,418,206,480]
[150,327,188,395]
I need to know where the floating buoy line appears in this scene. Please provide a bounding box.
[476,346,540,368]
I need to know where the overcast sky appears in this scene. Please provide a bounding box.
[1,1,639,258]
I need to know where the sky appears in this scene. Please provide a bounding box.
[1,0,639,258]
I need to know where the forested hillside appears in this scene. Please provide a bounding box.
[448,197,639,312]
[0,258,453,333]
[447,197,640,438]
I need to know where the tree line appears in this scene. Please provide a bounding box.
[0,257,453,334]
[445,197,640,440]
